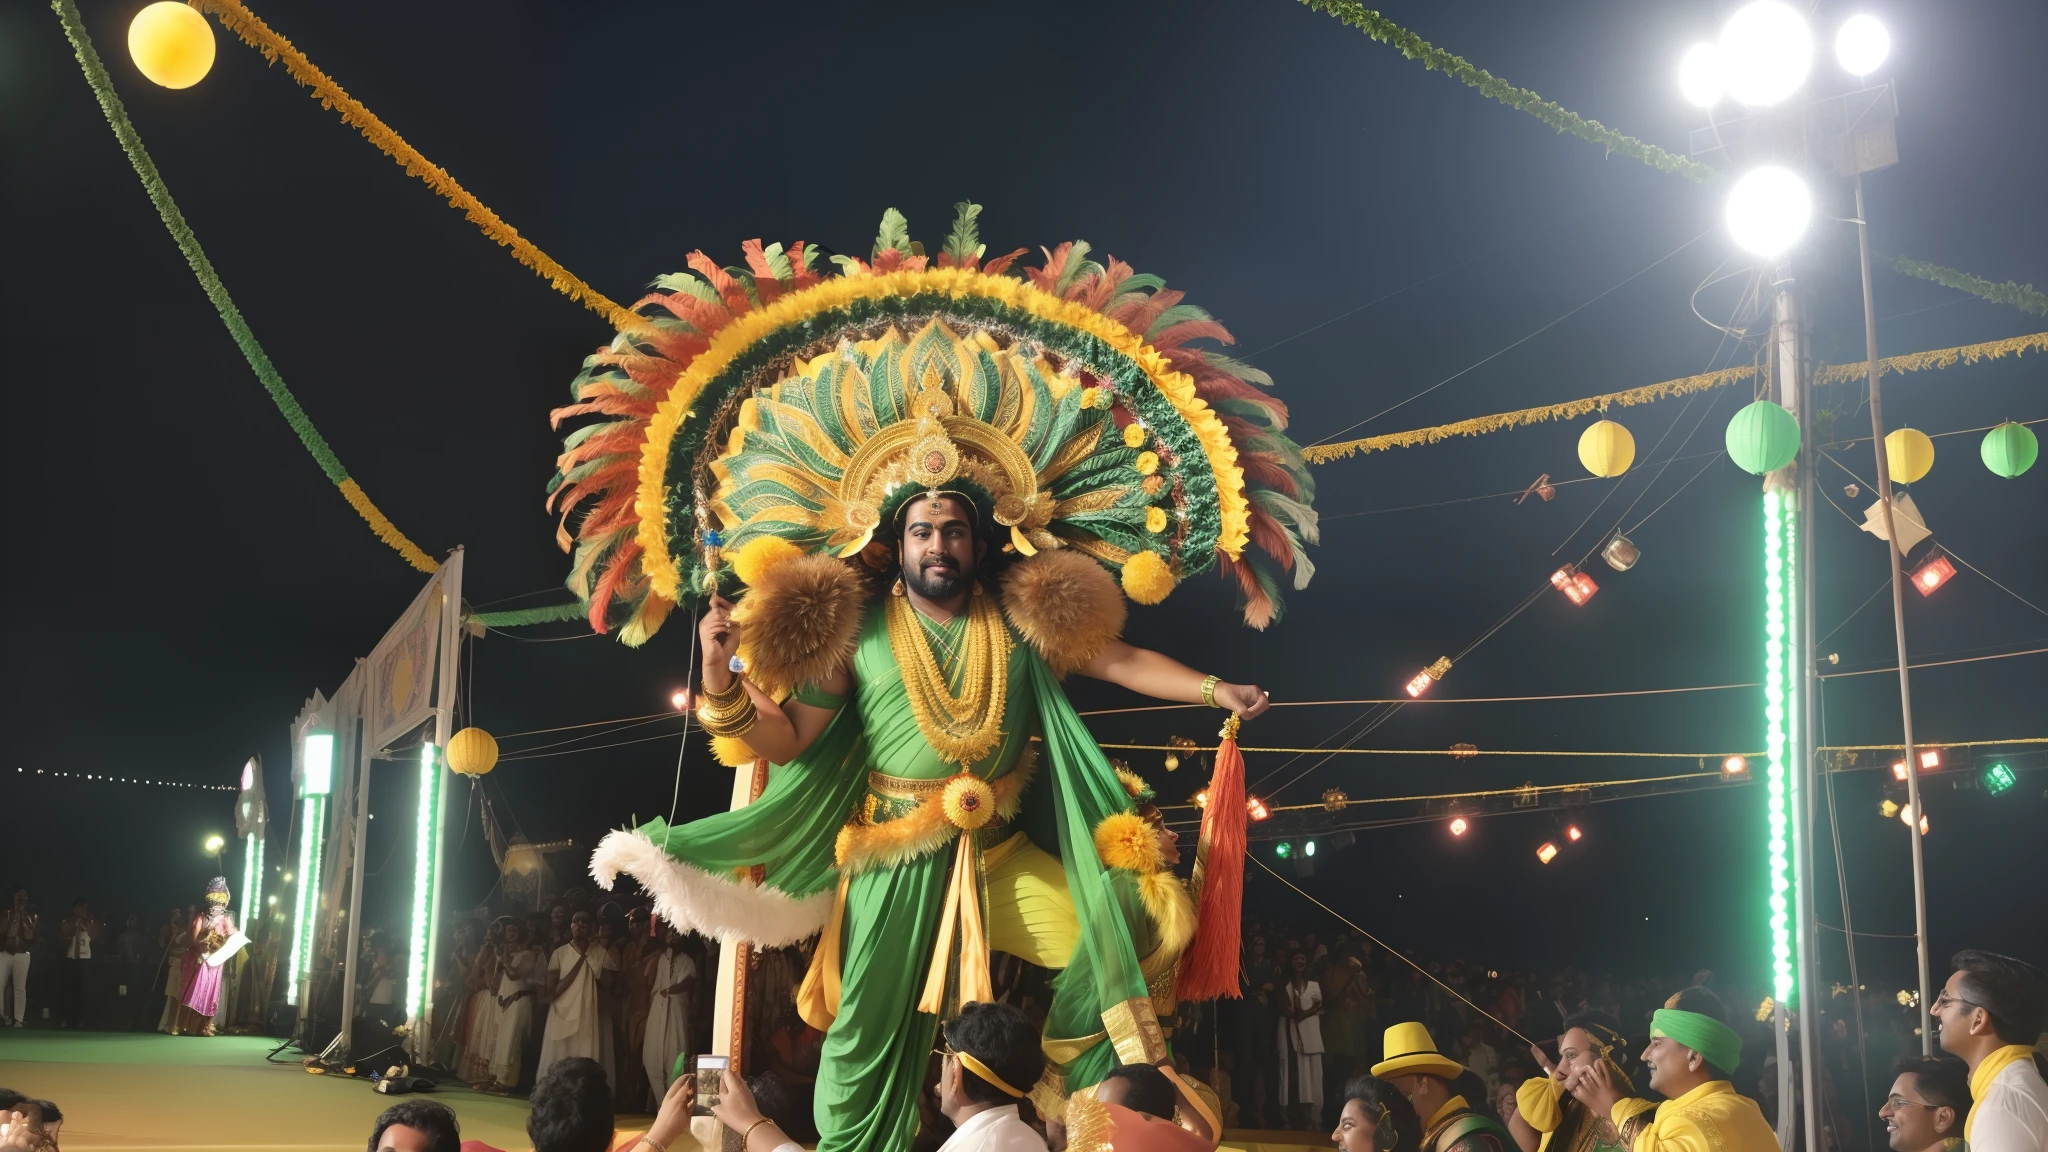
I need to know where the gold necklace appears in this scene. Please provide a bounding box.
[885,589,1011,765]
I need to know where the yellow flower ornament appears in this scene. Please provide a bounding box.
[941,774,997,830]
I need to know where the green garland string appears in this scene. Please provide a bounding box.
[470,602,587,628]
[1299,0,1715,182]
[51,0,438,572]
[1297,1,2048,320]
[1887,256,2048,317]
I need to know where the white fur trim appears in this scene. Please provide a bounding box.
[590,829,834,946]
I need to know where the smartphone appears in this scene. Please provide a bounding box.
[694,1054,730,1115]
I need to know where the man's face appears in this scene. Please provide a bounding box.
[1251,938,1266,958]
[1292,953,1309,975]
[1933,969,1978,1056]
[376,1122,435,1152]
[1640,1037,1696,1096]
[550,905,567,928]
[900,495,980,600]
[1881,1073,1951,1152]
[571,915,593,944]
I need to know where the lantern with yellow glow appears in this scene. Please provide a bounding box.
[1577,419,1636,478]
[1884,427,1934,484]
[129,2,216,89]
[447,727,499,776]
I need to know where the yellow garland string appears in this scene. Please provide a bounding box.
[1303,331,2046,464]
[338,478,439,573]
[188,0,634,331]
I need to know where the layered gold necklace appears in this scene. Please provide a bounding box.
[885,587,1012,765]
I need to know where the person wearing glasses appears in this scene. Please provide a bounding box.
[1933,951,2048,1152]
[1880,1056,1970,1152]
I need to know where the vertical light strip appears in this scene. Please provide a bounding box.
[241,831,261,929]
[1782,493,1802,1009]
[288,797,316,1005]
[289,733,333,1009]
[1762,491,1794,1002]
[404,742,441,1022]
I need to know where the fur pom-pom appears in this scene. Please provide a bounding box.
[1136,871,1196,960]
[1119,549,1176,605]
[1095,811,1165,874]
[1000,550,1127,676]
[732,552,865,693]
[731,535,804,587]
[710,733,757,769]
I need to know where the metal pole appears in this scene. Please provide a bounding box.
[1854,173,1931,1053]
[1788,280,1822,1152]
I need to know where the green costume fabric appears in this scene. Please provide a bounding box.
[1649,1009,1742,1074]
[627,598,1151,1152]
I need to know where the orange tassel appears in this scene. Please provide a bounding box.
[1177,714,1246,1001]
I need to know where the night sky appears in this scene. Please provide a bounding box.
[5,0,2042,1002]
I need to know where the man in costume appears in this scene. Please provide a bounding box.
[1565,988,1780,1152]
[1373,1023,1516,1152]
[1934,950,2047,1152]
[172,877,246,1035]
[561,208,1319,1152]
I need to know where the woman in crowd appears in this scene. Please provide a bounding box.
[459,917,509,1087]
[1335,1076,1425,1152]
[486,918,545,1093]
[1509,1011,1637,1152]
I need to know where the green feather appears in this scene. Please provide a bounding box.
[942,201,985,264]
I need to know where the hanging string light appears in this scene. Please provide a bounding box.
[16,766,234,791]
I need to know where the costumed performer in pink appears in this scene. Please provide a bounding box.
[173,877,248,1036]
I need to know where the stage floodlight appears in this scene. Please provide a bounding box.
[1835,15,1889,76]
[1727,167,1813,257]
[1720,2,1812,106]
[1679,43,1724,107]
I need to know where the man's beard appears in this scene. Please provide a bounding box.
[904,553,974,600]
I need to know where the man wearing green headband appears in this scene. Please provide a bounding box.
[1566,988,1779,1152]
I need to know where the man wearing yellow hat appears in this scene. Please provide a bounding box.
[1374,1022,1514,1152]
[1564,988,1780,1152]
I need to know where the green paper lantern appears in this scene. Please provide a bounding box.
[1980,421,2038,478]
[1726,400,1800,475]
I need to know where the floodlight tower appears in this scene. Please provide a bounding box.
[1675,4,1917,1146]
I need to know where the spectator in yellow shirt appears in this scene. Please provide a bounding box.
[1563,988,1780,1152]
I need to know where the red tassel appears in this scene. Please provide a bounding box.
[1176,716,1246,1001]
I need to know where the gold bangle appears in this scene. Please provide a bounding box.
[701,678,747,710]
[698,691,758,738]
[741,1117,773,1150]
[1199,675,1221,709]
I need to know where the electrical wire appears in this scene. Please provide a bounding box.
[1310,228,1713,446]
[1076,678,1759,717]
[497,729,693,763]
[1242,253,1493,359]
[495,712,677,741]
[493,713,682,757]
[1248,853,1537,1048]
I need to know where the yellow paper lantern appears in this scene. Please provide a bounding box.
[1577,419,1636,478]
[128,2,216,89]
[1885,427,1934,484]
[446,727,499,776]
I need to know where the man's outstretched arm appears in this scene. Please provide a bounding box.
[1080,640,1269,718]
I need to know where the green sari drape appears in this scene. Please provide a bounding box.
[615,597,1151,1152]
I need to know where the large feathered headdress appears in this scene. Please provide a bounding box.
[548,205,1318,642]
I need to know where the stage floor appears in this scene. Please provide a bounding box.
[0,1031,537,1151]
